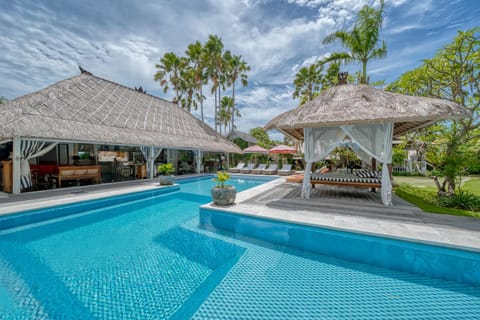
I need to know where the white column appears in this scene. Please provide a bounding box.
[149,146,154,179]
[12,136,21,194]
[196,150,202,174]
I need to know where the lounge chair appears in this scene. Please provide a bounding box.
[228,162,245,173]
[239,163,255,174]
[251,163,267,174]
[277,164,293,176]
[262,164,278,175]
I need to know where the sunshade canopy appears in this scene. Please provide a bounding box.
[243,144,268,153]
[269,145,297,154]
[265,84,469,140]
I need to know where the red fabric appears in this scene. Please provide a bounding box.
[31,164,59,176]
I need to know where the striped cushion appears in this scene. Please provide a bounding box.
[355,169,380,179]
[311,173,381,184]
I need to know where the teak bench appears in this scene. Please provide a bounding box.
[58,165,101,187]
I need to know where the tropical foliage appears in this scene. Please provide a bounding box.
[293,62,340,105]
[212,171,231,188]
[387,27,480,195]
[249,127,275,149]
[322,0,386,84]
[154,35,250,133]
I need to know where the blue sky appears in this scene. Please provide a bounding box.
[1,0,479,140]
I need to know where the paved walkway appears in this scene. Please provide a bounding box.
[0,174,204,215]
[203,178,480,252]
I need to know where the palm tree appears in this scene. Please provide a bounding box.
[322,0,386,84]
[154,52,184,103]
[219,96,234,134]
[225,53,249,130]
[293,63,324,105]
[204,35,225,132]
[186,41,207,121]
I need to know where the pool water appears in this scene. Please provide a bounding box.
[0,175,479,319]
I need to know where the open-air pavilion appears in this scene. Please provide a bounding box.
[0,69,241,194]
[265,82,469,206]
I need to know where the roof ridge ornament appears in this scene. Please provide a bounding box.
[78,65,93,75]
[337,72,348,85]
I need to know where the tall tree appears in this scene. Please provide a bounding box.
[185,41,207,121]
[249,127,274,149]
[322,0,386,84]
[154,52,184,103]
[225,52,250,130]
[219,96,234,134]
[387,28,480,195]
[204,35,225,132]
[293,63,324,105]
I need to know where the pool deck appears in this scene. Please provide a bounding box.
[0,174,203,215]
[202,177,480,252]
[1,175,480,252]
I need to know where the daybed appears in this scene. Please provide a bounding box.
[310,169,382,189]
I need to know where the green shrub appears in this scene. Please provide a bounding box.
[436,191,480,212]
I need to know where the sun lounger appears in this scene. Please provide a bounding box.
[262,164,278,175]
[251,163,267,174]
[239,163,255,174]
[228,162,245,173]
[277,164,293,176]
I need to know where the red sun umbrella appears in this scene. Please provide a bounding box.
[243,145,269,154]
[269,144,297,154]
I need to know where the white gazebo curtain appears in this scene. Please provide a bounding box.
[301,122,394,206]
[20,140,58,191]
[140,146,163,179]
[301,127,345,198]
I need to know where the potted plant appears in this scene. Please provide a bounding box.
[211,171,236,206]
[158,163,175,185]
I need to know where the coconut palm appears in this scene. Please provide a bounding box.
[154,52,185,103]
[219,96,234,134]
[293,63,324,105]
[225,53,250,129]
[322,0,386,84]
[204,35,225,132]
[186,41,207,121]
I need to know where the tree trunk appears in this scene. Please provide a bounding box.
[231,82,236,130]
[200,85,204,122]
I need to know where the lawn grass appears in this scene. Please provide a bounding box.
[462,177,480,196]
[394,179,480,218]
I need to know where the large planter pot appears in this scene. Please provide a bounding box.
[211,186,236,206]
[158,175,174,185]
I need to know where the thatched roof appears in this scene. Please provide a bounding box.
[226,129,258,144]
[265,84,469,140]
[0,72,241,153]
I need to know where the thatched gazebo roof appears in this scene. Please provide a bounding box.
[265,84,469,140]
[0,72,241,153]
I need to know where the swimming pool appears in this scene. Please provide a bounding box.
[0,175,479,319]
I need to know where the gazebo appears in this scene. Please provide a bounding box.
[0,70,241,194]
[265,83,469,206]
